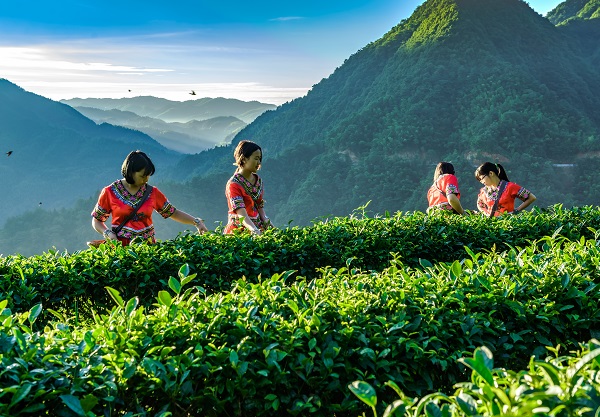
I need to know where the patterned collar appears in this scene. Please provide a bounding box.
[231,172,262,201]
[112,180,150,207]
[483,180,507,201]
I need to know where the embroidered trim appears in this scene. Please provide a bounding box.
[112,181,150,207]
[231,173,263,202]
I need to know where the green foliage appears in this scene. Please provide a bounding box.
[350,340,600,416]
[1,233,600,415]
[547,0,600,25]
[1,205,599,323]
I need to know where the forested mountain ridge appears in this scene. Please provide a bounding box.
[3,0,600,255]
[547,0,600,24]
[0,79,181,226]
[547,0,600,66]
[167,0,600,224]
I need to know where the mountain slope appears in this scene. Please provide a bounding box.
[3,0,600,255]
[547,0,600,24]
[0,79,181,226]
[166,0,600,225]
[61,96,276,124]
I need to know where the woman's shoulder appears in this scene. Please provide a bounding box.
[438,173,458,184]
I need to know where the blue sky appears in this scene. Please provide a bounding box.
[0,0,563,105]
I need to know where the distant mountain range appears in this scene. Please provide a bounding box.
[0,79,180,226]
[61,97,276,154]
[1,0,600,256]
[61,96,276,123]
[71,106,246,154]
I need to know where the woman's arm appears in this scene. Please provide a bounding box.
[257,207,273,228]
[514,193,536,213]
[234,208,262,235]
[447,194,465,215]
[92,218,117,240]
[170,209,208,234]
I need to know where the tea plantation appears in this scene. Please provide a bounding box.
[0,205,599,416]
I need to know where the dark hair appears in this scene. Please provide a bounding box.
[433,161,455,183]
[475,162,509,182]
[121,150,155,184]
[233,140,262,169]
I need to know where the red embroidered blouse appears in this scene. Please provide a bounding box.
[91,181,175,245]
[477,181,531,217]
[224,172,267,234]
[427,174,461,212]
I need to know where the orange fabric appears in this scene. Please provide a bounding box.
[427,174,460,211]
[224,173,267,234]
[477,181,531,216]
[92,181,175,245]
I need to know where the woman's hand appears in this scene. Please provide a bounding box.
[103,229,117,240]
[194,217,208,234]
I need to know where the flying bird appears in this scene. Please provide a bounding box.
[189,90,196,96]
[128,89,132,92]
[6,151,12,156]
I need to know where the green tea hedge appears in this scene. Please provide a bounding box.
[350,340,600,416]
[1,235,599,415]
[0,205,598,322]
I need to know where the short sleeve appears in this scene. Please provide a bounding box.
[91,187,112,222]
[227,182,247,211]
[441,174,460,196]
[515,186,531,201]
[152,187,176,219]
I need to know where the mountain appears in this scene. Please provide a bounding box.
[72,106,246,153]
[60,96,276,124]
[165,0,600,225]
[0,79,182,227]
[547,0,600,66]
[547,0,600,24]
[3,0,600,255]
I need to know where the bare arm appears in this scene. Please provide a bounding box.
[447,194,465,215]
[515,193,537,212]
[170,209,208,234]
[92,217,117,240]
[258,207,273,228]
[234,208,261,235]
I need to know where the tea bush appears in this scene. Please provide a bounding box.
[1,235,599,415]
[1,204,599,323]
[350,340,600,416]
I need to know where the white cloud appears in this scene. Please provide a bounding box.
[0,46,171,73]
[269,16,304,22]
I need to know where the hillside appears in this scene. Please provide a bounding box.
[547,0,600,24]
[72,106,245,153]
[0,79,182,226]
[3,0,600,255]
[165,0,600,226]
[61,96,276,124]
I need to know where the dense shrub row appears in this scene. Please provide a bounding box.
[0,205,598,322]
[1,235,599,415]
[350,341,600,416]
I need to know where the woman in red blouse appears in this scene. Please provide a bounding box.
[427,162,466,214]
[475,162,537,217]
[224,140,272,235]
[91,150,208,245]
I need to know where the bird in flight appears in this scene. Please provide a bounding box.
[6,151,12,156]
[190,90,196,96]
